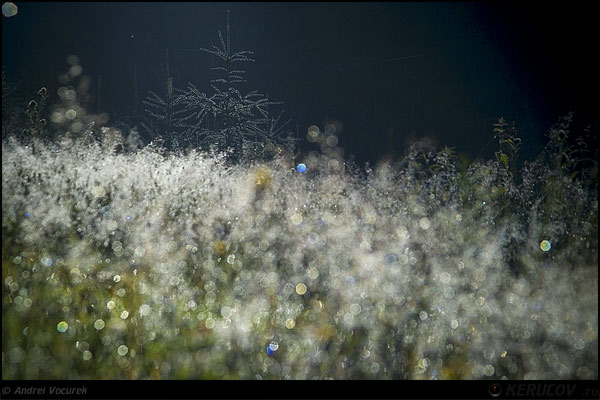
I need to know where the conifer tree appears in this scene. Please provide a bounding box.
[154,10,293,160]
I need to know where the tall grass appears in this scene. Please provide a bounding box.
[2,122,597,379]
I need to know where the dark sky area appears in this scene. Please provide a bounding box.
[2,2,598,166]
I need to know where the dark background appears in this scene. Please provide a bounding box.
[2,2,598,166]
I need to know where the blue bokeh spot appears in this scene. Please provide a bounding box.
[266,342,279,356]
[296,163,307,173]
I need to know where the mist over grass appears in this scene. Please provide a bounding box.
[2,125,598,379]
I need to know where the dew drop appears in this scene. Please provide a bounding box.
[297,163,307,173]
[94,319,105,330]
[2,2,18,18]
[57,321,68,333]
[483,364,495,376]
[540,240,551,252]
[117,345,128,356]
[295,283,307,295]
[267,341,279,355]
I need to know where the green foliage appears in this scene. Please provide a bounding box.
[25,87,49,141]
[493,117,521,179]
[1,46,598,382]
[1,72,49,151]
[543,112,598,191]
[2,69,50,145]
